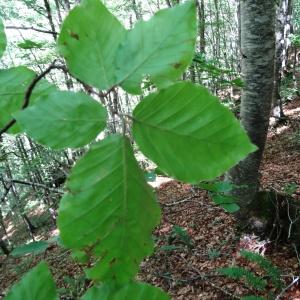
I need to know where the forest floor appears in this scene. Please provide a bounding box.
[0,99,300,299]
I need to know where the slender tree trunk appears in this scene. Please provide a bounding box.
[5,160,37,240]
[43,0,57,40]
[16,136,37,190]
[0,238,10,255]
[273,0,292,118]
[197,0,205,54]
[227,0,276,222]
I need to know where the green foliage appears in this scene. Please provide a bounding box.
[211,194,239,213]
[82,282,169,300]
[198,180,239,212]
[280,73,297,102]
[11,241,49,257]
[169,225,193,248]
[289,33,300,47]
[18,39,44,49]
[58,274,86,299]
[15,91,107,149]
[0,17,6,58]
[10,237,61,257]
[218,267,267,290]
[208,248,221,260]
[193,53,244,88]
[0,67,57,133]
[241,296,265,300]
[133,82,256,183]
[219,250,283,298]
[3,0,257,298]
[116,1,197,94]
[58,135,160,284]
[283,182,298,195]
[4,262,58,300]
[58,0,126,90]
[240,250,282,289]
[198,181,235,193]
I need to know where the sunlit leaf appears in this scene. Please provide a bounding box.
[58,0,126,90]
[116,1,197,94]
[133,82,257,183]
[58,135,160,284]
[81,282,169,300]
[112,282,170,300]
[0,67,57,134]
[198,181,235,193]
[11,241,49,257]
[0,18,6,58]
[18,39,45,49]
[5,262,58,300]
[15,91,107,149]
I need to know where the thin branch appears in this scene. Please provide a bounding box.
[0,61,66,136]
[161,195,200,207]
[275,276,299,300]
[6,26,57,35]
[2,179,64,194]
[0,184,11,203]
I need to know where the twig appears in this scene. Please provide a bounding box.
[275,276,299,300]
[293,243,300,267]
[286,198,300,239]
[161,195,200,207]
[2,179,64,194]
[0,61,65,136]
[6,25,57,35]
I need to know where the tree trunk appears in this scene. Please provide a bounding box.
[0,238,10,255]
[273,0,292,118]
[197,0,205,54]
[227,0,276,222]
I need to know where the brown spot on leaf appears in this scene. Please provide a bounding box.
[109,258,116,266]
[173,62,182,69]
[70,32,80,40]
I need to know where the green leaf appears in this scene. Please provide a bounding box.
[0,18,6,58]
[58,135,161,284]
[18,39,44,49]
[15,91,107,149]
[133,82,257,183]
[211,194,236,205]
[116,1,197,94]
[211,193,240,213]
[0,67,57,134]
[5,262,58,300]
[112,282,170,300]
[71,250,89,264]
[82,282,169,300]
[11,241,49,257]
[81,283,113,300]
[198,181,235,193]
[219,203,240,213]
[240,250,282,289]
[58,0,126,90]
[218,267,267,290]
[241,296,265,300]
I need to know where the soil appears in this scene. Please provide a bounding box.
[0,99,299,299]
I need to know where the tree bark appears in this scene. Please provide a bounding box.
[227,0,276,222]
[0,238,10,255]
[273,0,292,118]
